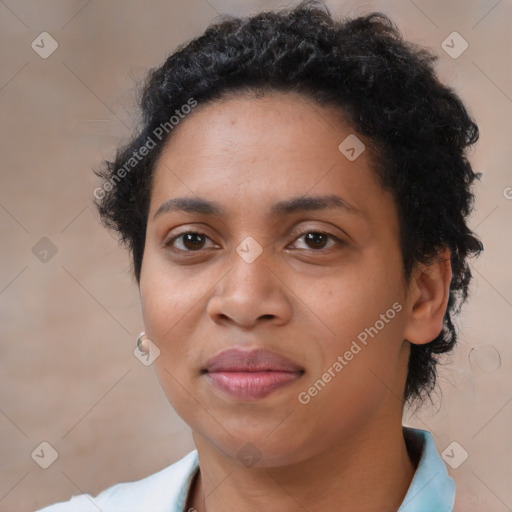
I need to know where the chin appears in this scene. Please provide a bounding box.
[193,421,323,468]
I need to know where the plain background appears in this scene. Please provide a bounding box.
[1,1,511,511]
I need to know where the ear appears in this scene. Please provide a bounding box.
[403,247,452,345]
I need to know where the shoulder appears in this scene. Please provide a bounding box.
[33,450,199,512]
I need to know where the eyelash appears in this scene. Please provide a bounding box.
[164,229,344,254]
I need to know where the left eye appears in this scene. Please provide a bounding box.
[290,231,341,251]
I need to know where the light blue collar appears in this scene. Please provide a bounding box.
[398,426,456,511]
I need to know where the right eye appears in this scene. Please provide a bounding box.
[164,231,217,252]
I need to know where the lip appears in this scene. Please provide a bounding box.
[203,348,304,400]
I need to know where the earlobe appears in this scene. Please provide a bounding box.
[403,247,452,345]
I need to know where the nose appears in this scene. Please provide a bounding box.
[206,247,293,330]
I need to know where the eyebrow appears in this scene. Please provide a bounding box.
[153,194,365,220]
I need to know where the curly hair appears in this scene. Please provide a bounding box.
[94,0,483,407]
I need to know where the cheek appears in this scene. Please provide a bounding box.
[139,273,201,421]
[302,270,406,400]
[297,319,405,444]
[310,270,402,346]
[140,248,204,337]
[139,257,198,372]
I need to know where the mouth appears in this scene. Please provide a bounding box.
[202,347,305,401]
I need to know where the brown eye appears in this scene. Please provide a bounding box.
[291,230,342,251]
[304,232,329,249]
[166,232,214,252]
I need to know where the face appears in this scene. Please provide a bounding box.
[139,91,412,466]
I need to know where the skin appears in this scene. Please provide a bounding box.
[138,91,452,512]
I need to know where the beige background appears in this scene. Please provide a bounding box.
[1,1,511,511]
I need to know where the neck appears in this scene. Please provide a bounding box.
[187,417,416,512]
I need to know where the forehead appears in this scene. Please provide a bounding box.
[149,91,394,226]
[158,91,358,165]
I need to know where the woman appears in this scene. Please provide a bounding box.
[35,1,482,510]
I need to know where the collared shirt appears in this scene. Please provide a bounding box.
[34,426,455,512]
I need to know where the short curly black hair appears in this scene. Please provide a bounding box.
[94,0,483,407]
